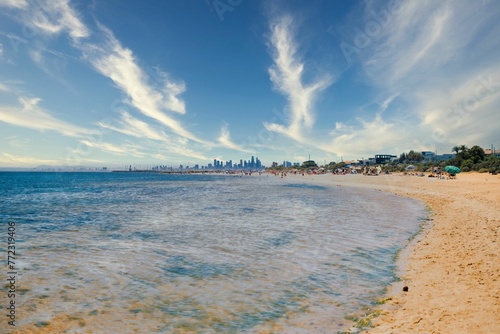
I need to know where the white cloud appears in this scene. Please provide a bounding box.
[264,15,332,141]
[322,114,409,157]
[418,69,500,146]
[0,153,61,166]
[79,23,211,145]
[1,0,257,162]
[78,139,144,157]
[29,49,43,63]
[217,124,252,153]
[7,135,30,149]
[162,146,210,161]
[358,0,500,90]
[363,2,453,87]
[1,0,204,144]
[97,111,170,142]
[0,0,27,9]
[98,112,212,161]
[0,152,105,167]
[0,0,88,39]
[0,96,95,137]
[27,0,89,40]
[379,93,398,112]
[330,0,500,157]
[0,82,10,92]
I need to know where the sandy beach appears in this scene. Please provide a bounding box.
[284,172,500,333]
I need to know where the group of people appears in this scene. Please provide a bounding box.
[427,166,456,179]
[362,166,382,176]
[429,166,443,178]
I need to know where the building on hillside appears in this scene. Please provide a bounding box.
[358,158,376,166]
[375,154,397,164]
[344,160,360,168]
[421,151,436,162]
[436,154,455,161]
[484,149,500,157]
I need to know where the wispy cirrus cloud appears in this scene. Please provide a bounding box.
[98,111,170,142]
[0,96,94,137]
[328,0,500,157]
[6,135,30,149]
[217,123,252,153]
[321,114,410,157]
[0,0,27,9]
[0,0,248,161]
[360,0,493,90]
[78,24,208,144]
[1,1,203,138]
[16,1,202,144]
[83,31,246,155]
[264,15,332,142]
[97,111,210,160]
[0,82,10,92]
[26,0,89,41]
[0,153,61,166]
[78,139,144,157]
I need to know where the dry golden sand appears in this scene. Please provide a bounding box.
[286,172,500,333]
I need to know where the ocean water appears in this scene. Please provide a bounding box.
[0,172,425,333]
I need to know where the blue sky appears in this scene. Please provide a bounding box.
[0,0,499,168]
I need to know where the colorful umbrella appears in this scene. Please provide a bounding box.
[444,166,461,174]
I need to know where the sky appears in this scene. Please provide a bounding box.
[0,0,499,168]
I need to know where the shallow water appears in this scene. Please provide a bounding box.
[0,172,425,333]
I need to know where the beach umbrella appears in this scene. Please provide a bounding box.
[405,165,416,170]
[444,165,461,174]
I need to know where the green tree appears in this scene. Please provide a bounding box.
[301,160,318,169]
[469,145,485,163]
[399,152,406,163]
[407,150,424,163]
[333,161,346,170]
[462,159,474,172]
[458,145,469,159]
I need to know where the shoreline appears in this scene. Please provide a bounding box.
[281,172,500,333]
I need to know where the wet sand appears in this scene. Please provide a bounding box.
[285,172,500,333]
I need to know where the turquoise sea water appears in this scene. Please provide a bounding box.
[0,172,425,333]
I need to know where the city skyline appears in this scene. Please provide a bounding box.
[1,1,499,168]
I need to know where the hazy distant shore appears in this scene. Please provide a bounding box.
[282,172,500,333]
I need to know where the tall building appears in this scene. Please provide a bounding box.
[202,156,264,170]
